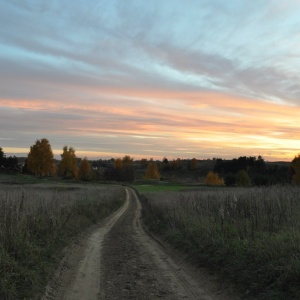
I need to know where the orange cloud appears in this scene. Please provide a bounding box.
[1,88,300,161]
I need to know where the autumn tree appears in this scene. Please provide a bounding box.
[291,154,300,184]
[204,171,224,186]
[145,161,160,180]
[114,158,123,170]
[79,157,93,181]
[59,146,78,179]
[27,138,55,176]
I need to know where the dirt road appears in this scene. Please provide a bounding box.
[43,188,238,300]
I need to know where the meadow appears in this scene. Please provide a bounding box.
[0,176,125,300]
[137,184,300,299]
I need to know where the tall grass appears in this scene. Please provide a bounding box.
[0,184,125,300]
[140,186,300,299]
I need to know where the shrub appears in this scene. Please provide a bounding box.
[204,171,224,186]
[236,169,251,186]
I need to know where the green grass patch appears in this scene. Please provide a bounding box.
[133,182,194,193]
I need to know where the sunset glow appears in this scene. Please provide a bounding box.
[1,1,300,161]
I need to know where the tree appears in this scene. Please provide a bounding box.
[176,158,183,169]
[114,158,123,170]
[122,155,133,166]
[205,172,224,186]
[291,154,300,184]
[0,147,5,169]
[188,158,198,170]
[140,158,148,168]
[254,155,266,173]
[121,155,135,182]
[111,155,135,182]
[161,157,169,171]
[0,147,4,161]
[79,157,93,181]
[236,170,251,186]
[27,138,55,176]
[59,146,78,179]
[224,173,236,186]
[145,162,160,180]
[5,156,19,170]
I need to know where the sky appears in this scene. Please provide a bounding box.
[1,0,300,161]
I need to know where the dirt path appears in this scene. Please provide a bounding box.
[42,195,130,300]
[43,187,239,300]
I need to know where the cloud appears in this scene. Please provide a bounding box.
[0,0,300,161]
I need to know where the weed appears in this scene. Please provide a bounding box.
[0,183,125,299]
[140,185,300,299]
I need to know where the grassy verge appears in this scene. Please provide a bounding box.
[139,185,300,299]
[0,181,125,299]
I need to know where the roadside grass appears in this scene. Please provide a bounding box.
[139,185,300,299]
[0,179,125,300]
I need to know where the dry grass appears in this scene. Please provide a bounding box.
[140,185,300,299]
[0,183,125,300]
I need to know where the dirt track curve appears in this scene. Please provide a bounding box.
[43,187,238,300]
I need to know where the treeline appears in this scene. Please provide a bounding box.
[1,138,300,185]
[213,156,293,186]
[0,147,20,172]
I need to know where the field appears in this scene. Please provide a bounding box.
[137,184,300,299]
[2,173,300,299]
[0,174,125,300]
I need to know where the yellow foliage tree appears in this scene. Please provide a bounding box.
[59,146,78,179]
[292,154,300,184]
[27,138,55,176]
[79,157,93,181]
[114,158,123,169]
[145,162,160,180]
[205,171,224,186]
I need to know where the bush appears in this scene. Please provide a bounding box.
[236,170,251,186]
[204,171,224,186]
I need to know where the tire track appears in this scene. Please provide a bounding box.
[44,187,238,300]
[42,196,129,300]
[100,188,235,299]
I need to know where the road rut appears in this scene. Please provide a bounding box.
[43,187,238,300]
